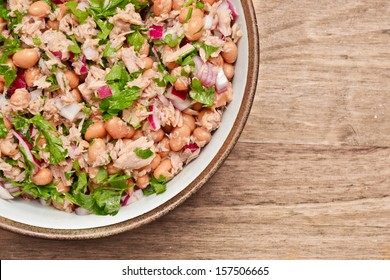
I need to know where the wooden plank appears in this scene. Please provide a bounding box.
[2,143,390,259]
[241,0,390,146]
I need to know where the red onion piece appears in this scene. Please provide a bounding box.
[121,194,130,206]
[97,85,112,99]
[204,14,214,30]
[51,0,65,4]
[11,130,41,173]
[165,87,192,111]
[170,98,192,111]
[227,0,239,20]
[157,94,170,107]
[52,51,65,61]
[7,69,26,96]
[122,189,144,206]
[180,37,191,48]
[148,105,161,131]
[216,68,229,94]
[0,184,13,200]
[166,87,186,102]
[170,87,188,101]
[4,183,21,194]
[70,53,88,75]
[75,207,91,216]
[184,143,199,152]
[193,57,219,87]
[149,25,164,40]
[152,46,160,62]
[193,56,203,73]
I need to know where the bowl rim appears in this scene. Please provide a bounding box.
[0,0,259,240]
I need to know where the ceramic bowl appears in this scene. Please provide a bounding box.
[0,0,259,239]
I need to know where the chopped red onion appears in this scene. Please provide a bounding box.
[193,56,219,87]
[83,47,99,60]
[204,14,214,30]
[70,53,88,75]
[166,87,192,111]
[7,69,26,96]
[121,194,130,206]
[4,182,21,195]
[216,68,229,94]
[148,105,161,131]
[184,143,199,152]
[0,184,13,200]
[55,99,82,122]
[171,87,188,101]
[152,46,161,61]
[52,51,65,61]
[97,85,112,99]
[75,207,91,216]
[0,94,6,107]
[170,98,192,111]
[149,25,164,40]
[157,94,170,107]
[227,0,239,20]
[166,87,187,102]
[122,189,144,206]
[39,197,49,206]
[50,0,65,3]
[11,130,41,173]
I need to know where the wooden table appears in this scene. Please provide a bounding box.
[2,0,390,259]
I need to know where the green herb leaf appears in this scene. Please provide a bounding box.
[0,2,9,20]
[99,85,140,119]
[8,10,25,31]
[164,34,184,48]
[189,78,215,107]
[103,43,116,58]
[201,43,219,60]
[196,1,204,9]
[184,7,193,23]
[183,0,194,8]
[66,2,89,24]
[68,35,81,54]
[96,168,108,184]
[0,113,8,138]
[0,65,17,87]
[101,64,140,119]
[74,172,88,193]
[0,34,21,63]
[127,30,145,52]
[32,37,42,46]
[133,147,154,159]
[105,63,130,84]
[13,114,68,165]
[150,175,167,194]
[96,19,114,40]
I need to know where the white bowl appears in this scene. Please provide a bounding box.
[0,0,259,239]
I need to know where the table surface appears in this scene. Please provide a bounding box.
[2,0,390,260]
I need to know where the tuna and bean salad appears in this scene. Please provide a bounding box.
[0,0,242,215]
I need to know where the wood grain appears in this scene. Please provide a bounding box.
[2,0,390,259]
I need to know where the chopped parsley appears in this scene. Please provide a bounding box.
[100,63,140,119]
[133,147,154,159]
[201,43,219,60]
[12,114,68,165]
[66,2,89,24]
[0,64,17,87]
[0,113,8,138]
[127,30,145,52]
[189,78,215,107]
[143,175,167,195]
